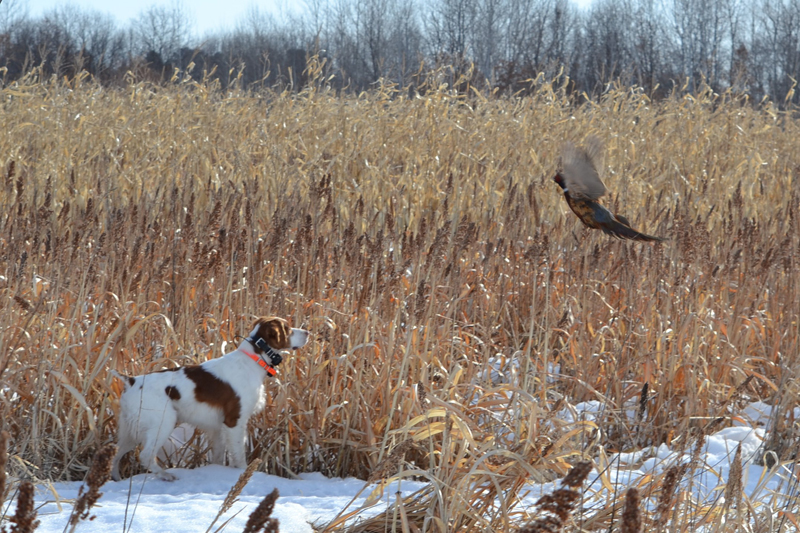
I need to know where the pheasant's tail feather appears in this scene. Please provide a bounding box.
[603,219,666,242]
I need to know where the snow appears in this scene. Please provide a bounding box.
[5,400,799,532]
[24,467,428,533]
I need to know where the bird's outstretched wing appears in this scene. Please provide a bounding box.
[560,135,607,200]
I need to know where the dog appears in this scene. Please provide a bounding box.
[111,316,309,481]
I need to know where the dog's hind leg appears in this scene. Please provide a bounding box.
[111,419,136,481]
[207,429,226,465]
[139,409,179,481]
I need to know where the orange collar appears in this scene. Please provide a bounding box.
[243,350,277,376]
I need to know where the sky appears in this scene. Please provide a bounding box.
[3,399,797,533]
[16,0,303,37]
[16,0,595,38]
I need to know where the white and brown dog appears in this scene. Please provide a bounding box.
[111,317,309,481]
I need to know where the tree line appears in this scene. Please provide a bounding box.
[1,0,799,103]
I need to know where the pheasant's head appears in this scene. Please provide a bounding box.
[553,173,567,191]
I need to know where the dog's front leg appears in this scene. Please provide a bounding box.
[224,426,248,469]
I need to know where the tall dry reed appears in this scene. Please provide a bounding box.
[1,67,799,530]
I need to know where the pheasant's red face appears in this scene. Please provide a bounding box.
[553,173,566,189]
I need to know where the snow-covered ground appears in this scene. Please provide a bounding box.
[24,467,428,533]
[4,400,798,532]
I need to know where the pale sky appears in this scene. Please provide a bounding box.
[18,0,594,38]
[17,0,301,37]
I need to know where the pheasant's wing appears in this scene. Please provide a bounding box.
[560,136,607,200]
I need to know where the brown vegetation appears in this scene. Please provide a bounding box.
[1,67,799,531]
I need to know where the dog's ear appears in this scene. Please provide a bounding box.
[264,318,290,349]
[253,317,291,350]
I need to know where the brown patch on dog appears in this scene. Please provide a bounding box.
[183,366,241,427]
[165,385,181,400]
[251,317,293,354]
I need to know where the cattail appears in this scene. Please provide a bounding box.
[5,160,15,189]
[238,227,247,256]
[71,230,82,262]
[656,463,687,527]
[426,221,451,271]
[416,382,428,406]
[207,199,222,233]
[518,461,592,532]
[0,430,8,506]
[68,443,117,530]
[620,488,642,533]
[355,195,364,219]
[416,216,428,250]
[636,382,649,425]
[731,375,754,405]
[15,175,24,200]
[17,251,27,280]
[242,488,279,533]
[130,236,142,265]
[414,281,428,321]
[368,439,413,483]
[58,200,71,222]
[183,210,195,244]
[560,461,592,488]
[245,198,253,229]
[96,231,107,253]
[8,481,39,533]
[689,429,707,474]
[13,295,32,313]
[140,202,148,236]
[725,444,743,514]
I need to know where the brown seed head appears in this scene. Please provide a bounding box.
[69,443,117,526]
[243,488,279,533]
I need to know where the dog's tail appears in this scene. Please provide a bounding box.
[111,370,136,390]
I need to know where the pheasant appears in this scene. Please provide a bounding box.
[553,136,664,242]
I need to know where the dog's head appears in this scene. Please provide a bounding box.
[249,317,309,353]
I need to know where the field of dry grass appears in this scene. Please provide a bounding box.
[1,65,799,531]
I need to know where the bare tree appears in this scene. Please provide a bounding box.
[42,6,125,78]
[133,1,194,67]
[0,0,29,36]
[469,0,507,81]
[385,0,423,84]
[355,0,422,84]
[426,0,477,61]
[580,0,634,91]
[669,0,729,90]
[629,0,667,93]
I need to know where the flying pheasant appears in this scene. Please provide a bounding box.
[553,136,664,242]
